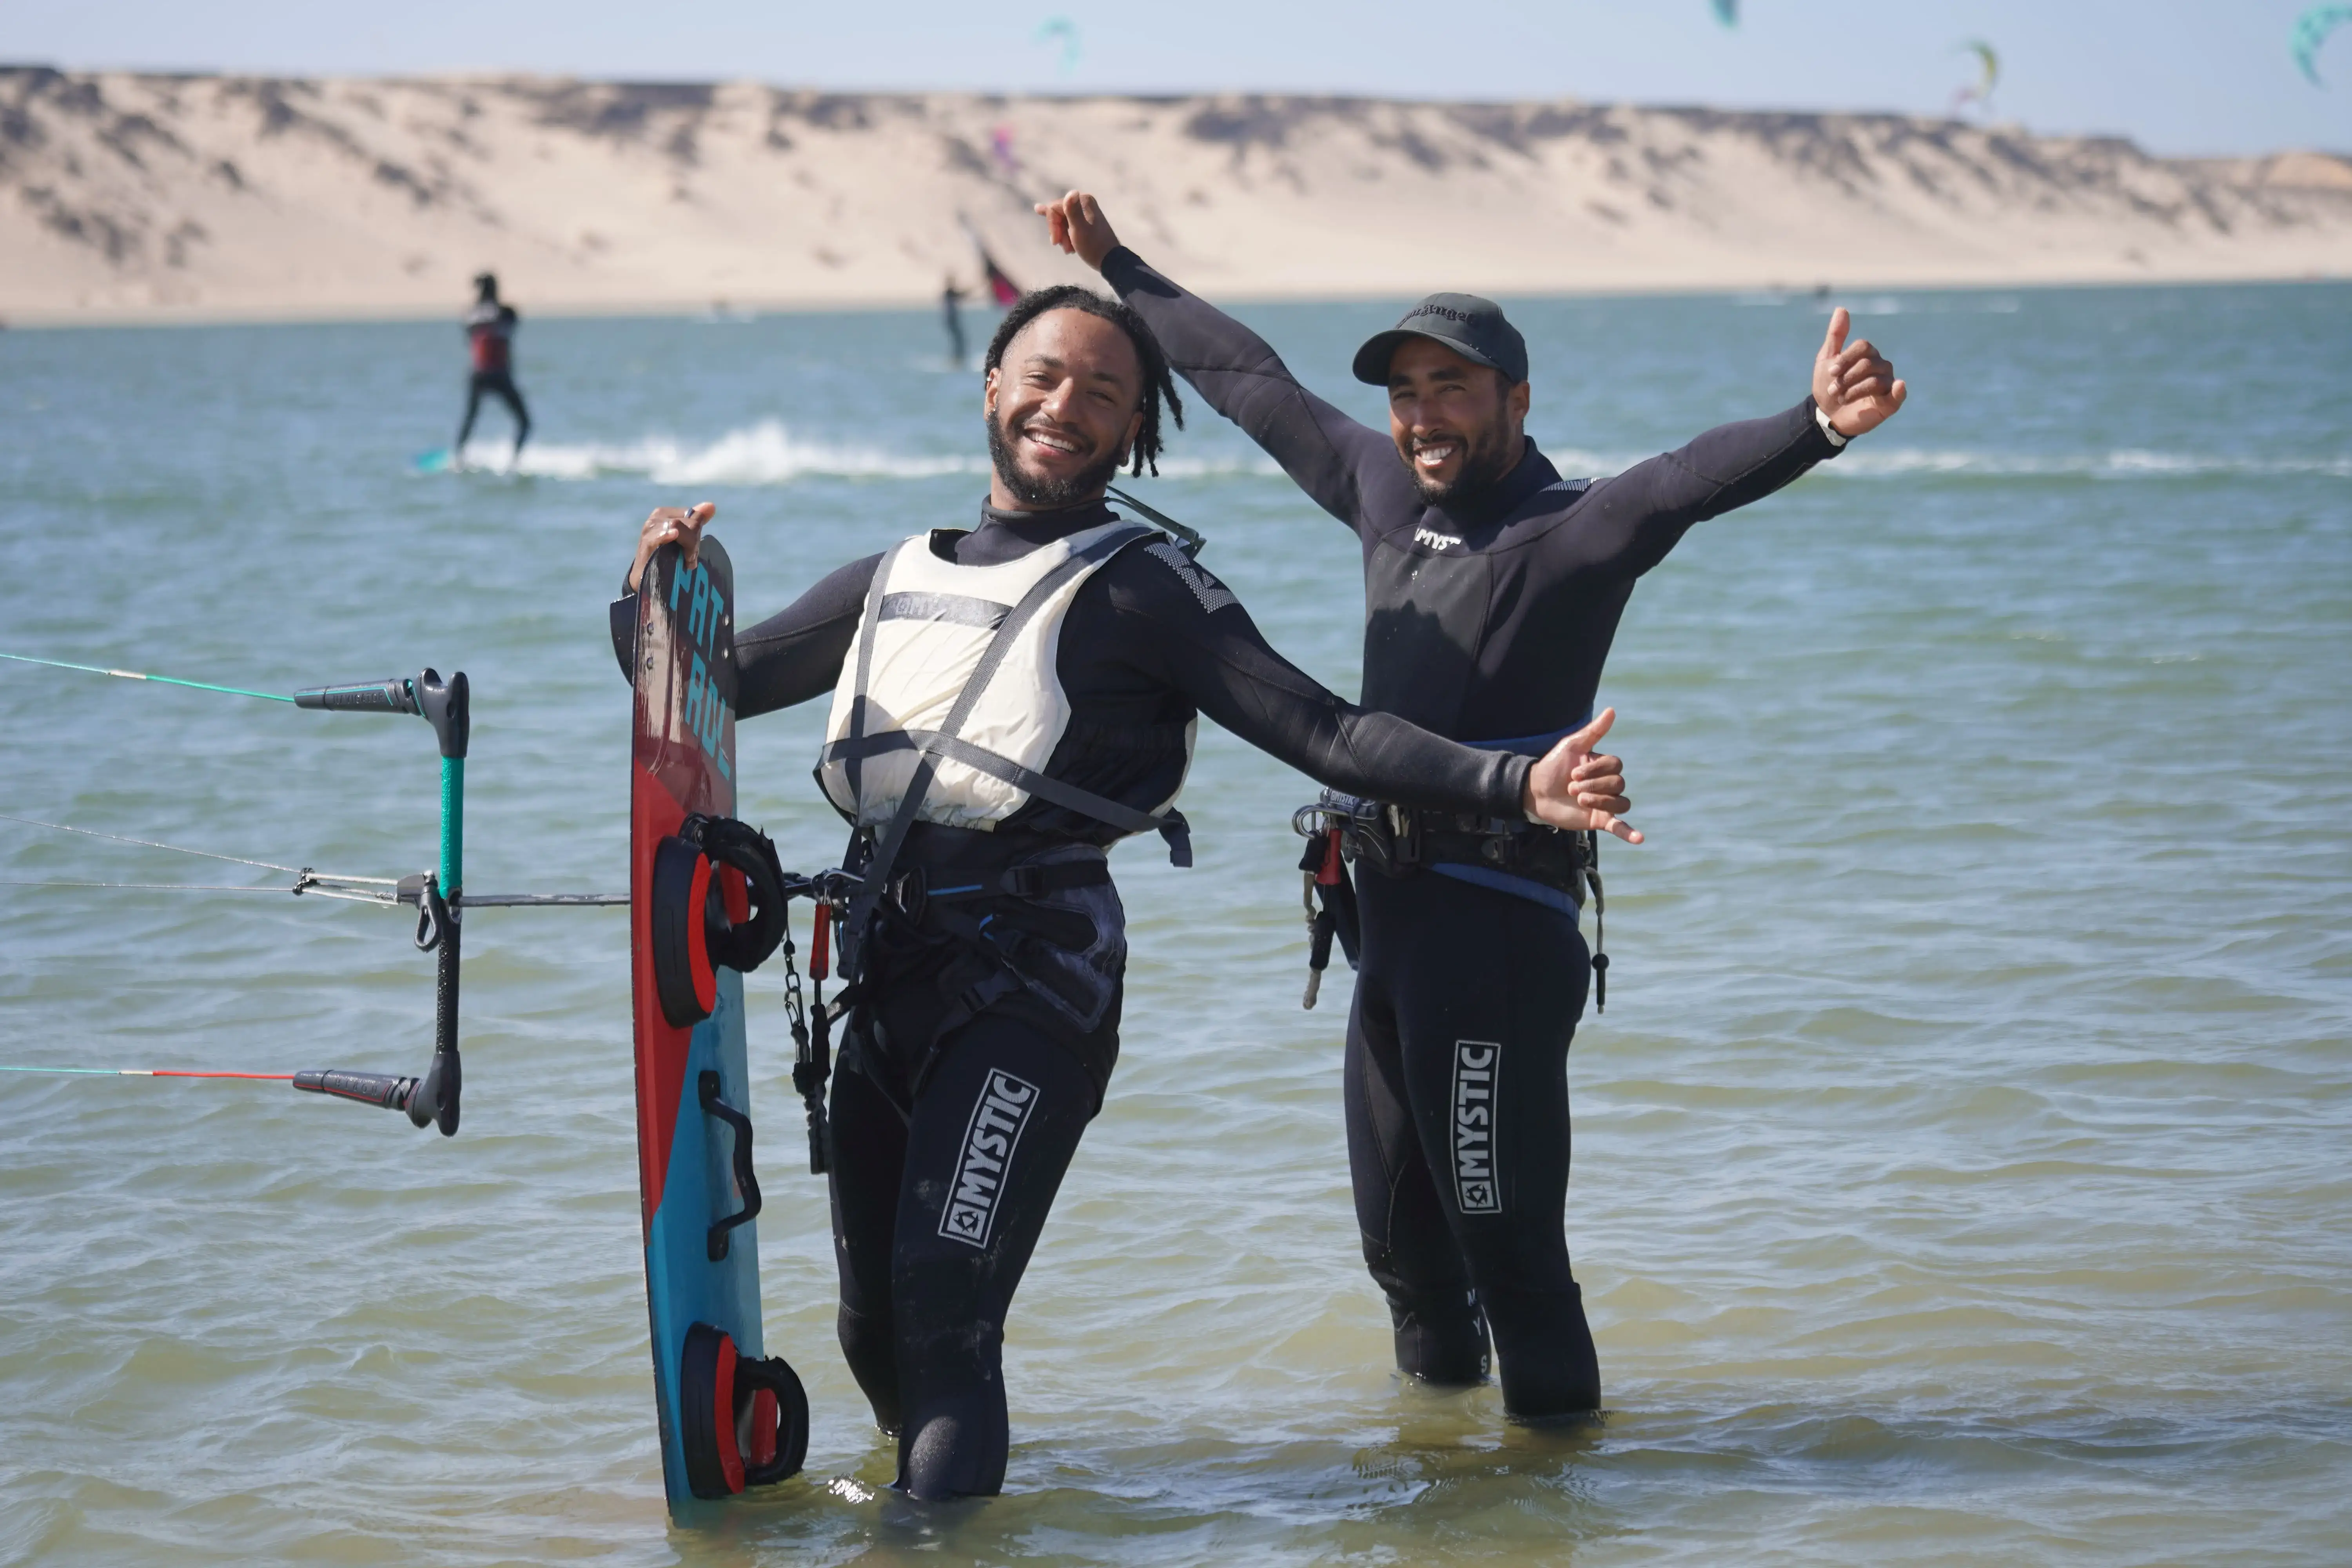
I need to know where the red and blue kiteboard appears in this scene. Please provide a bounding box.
[629,536,808,1512]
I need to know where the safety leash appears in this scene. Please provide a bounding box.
[1584,831,1608,1013]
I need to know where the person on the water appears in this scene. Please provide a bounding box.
[612,287,1645,1500]
[1035,189,1907,1424]
[942,274,969,367]
[457,272,531,467]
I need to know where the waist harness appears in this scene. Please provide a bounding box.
[1292,791,1610,1011]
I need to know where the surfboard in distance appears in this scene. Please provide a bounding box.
[412,446,454,474]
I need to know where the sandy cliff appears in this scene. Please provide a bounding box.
[4,68,2349,323]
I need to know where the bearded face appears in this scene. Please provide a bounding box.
[1385,339,1529,512]
[983,309,1144,508]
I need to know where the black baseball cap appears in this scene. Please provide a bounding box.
[1352,293,1529,386]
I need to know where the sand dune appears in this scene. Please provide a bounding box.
[4,67,2349,323]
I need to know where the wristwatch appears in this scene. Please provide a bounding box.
[1814,401,1849,449]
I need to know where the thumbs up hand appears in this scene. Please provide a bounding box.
[1813,307,1908,437]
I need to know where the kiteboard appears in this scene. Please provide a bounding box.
[629,535,808,1511]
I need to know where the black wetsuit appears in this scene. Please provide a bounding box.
[1105,247,1844,1415]
[942,284,969,364]
[459,300,531,454]
[612,501,1535,1497]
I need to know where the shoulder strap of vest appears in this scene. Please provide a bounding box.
[841,537,916,810]
[838,523,1166,978]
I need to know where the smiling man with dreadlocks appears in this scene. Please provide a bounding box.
[611,285,1645,1499]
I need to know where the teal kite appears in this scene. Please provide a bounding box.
[1711,0,1737,26]
[2293,4,2352,86]
[1035,16,1081,74]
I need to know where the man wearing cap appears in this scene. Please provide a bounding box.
[1036,191,1906,1422]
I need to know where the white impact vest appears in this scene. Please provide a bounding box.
[817,522,1194,844]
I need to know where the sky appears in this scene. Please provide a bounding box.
[7,1,2349,158]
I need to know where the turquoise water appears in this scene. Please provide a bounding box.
[2,282,2348,1565]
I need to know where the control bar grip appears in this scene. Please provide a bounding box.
[295,679,416,714]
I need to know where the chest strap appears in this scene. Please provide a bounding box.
[821,729,1191,864]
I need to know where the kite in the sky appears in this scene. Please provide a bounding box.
[1951,39,2000,113]
[1711,0,1737,27]
[1036,16,1082,74]
[2293,4,2352,85]
[959,217,1022,306]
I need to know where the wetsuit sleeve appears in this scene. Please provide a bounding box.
[1102,549,1529,818]
[606,552,882,719]
[1102,248,1407,536]
[1573,399,1842,578]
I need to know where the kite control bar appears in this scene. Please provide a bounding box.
[291,670,470,1136]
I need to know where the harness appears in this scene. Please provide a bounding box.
[1292,793,1610,1012]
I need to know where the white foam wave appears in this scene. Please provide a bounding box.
[454,421,985,485]
[448,421,1285,487]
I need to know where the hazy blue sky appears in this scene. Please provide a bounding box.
[9,1,2348,157]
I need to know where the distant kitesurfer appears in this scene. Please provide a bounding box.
[942,274,969,367]
[612,289,1643,1499]
[457,272,531,467]
[1038,189,1907,1422]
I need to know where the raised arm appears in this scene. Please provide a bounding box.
[1574,309,1908,578]
[1573,400,1841,579]
[1038,192,1404,534]
[1104,549,1637,838]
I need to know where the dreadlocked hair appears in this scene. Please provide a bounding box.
[983,285,1185,477]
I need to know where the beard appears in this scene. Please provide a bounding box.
[987,410,1123,508]
[1404,421,1516,510]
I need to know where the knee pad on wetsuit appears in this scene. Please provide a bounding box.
[837,1301,901,1435]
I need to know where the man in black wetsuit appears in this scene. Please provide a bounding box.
[942,274,969,366]
[1036,190,1907,1422]
[610,288,1644,1499]
[457,272,531,467]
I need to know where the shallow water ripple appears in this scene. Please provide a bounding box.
[3,283,2348,1565]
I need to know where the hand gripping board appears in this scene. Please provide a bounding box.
[629,538,769,1512]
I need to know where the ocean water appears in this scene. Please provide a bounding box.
[1,281,2347,1566]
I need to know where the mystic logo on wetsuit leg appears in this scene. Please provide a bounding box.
[940,1070,1040,1248]
[1453,1040,1501,1214]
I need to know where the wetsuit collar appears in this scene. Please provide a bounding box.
[949,497,1121,566]
[1432,439,1563,530]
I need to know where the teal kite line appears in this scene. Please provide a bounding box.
[0,651,294,703]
